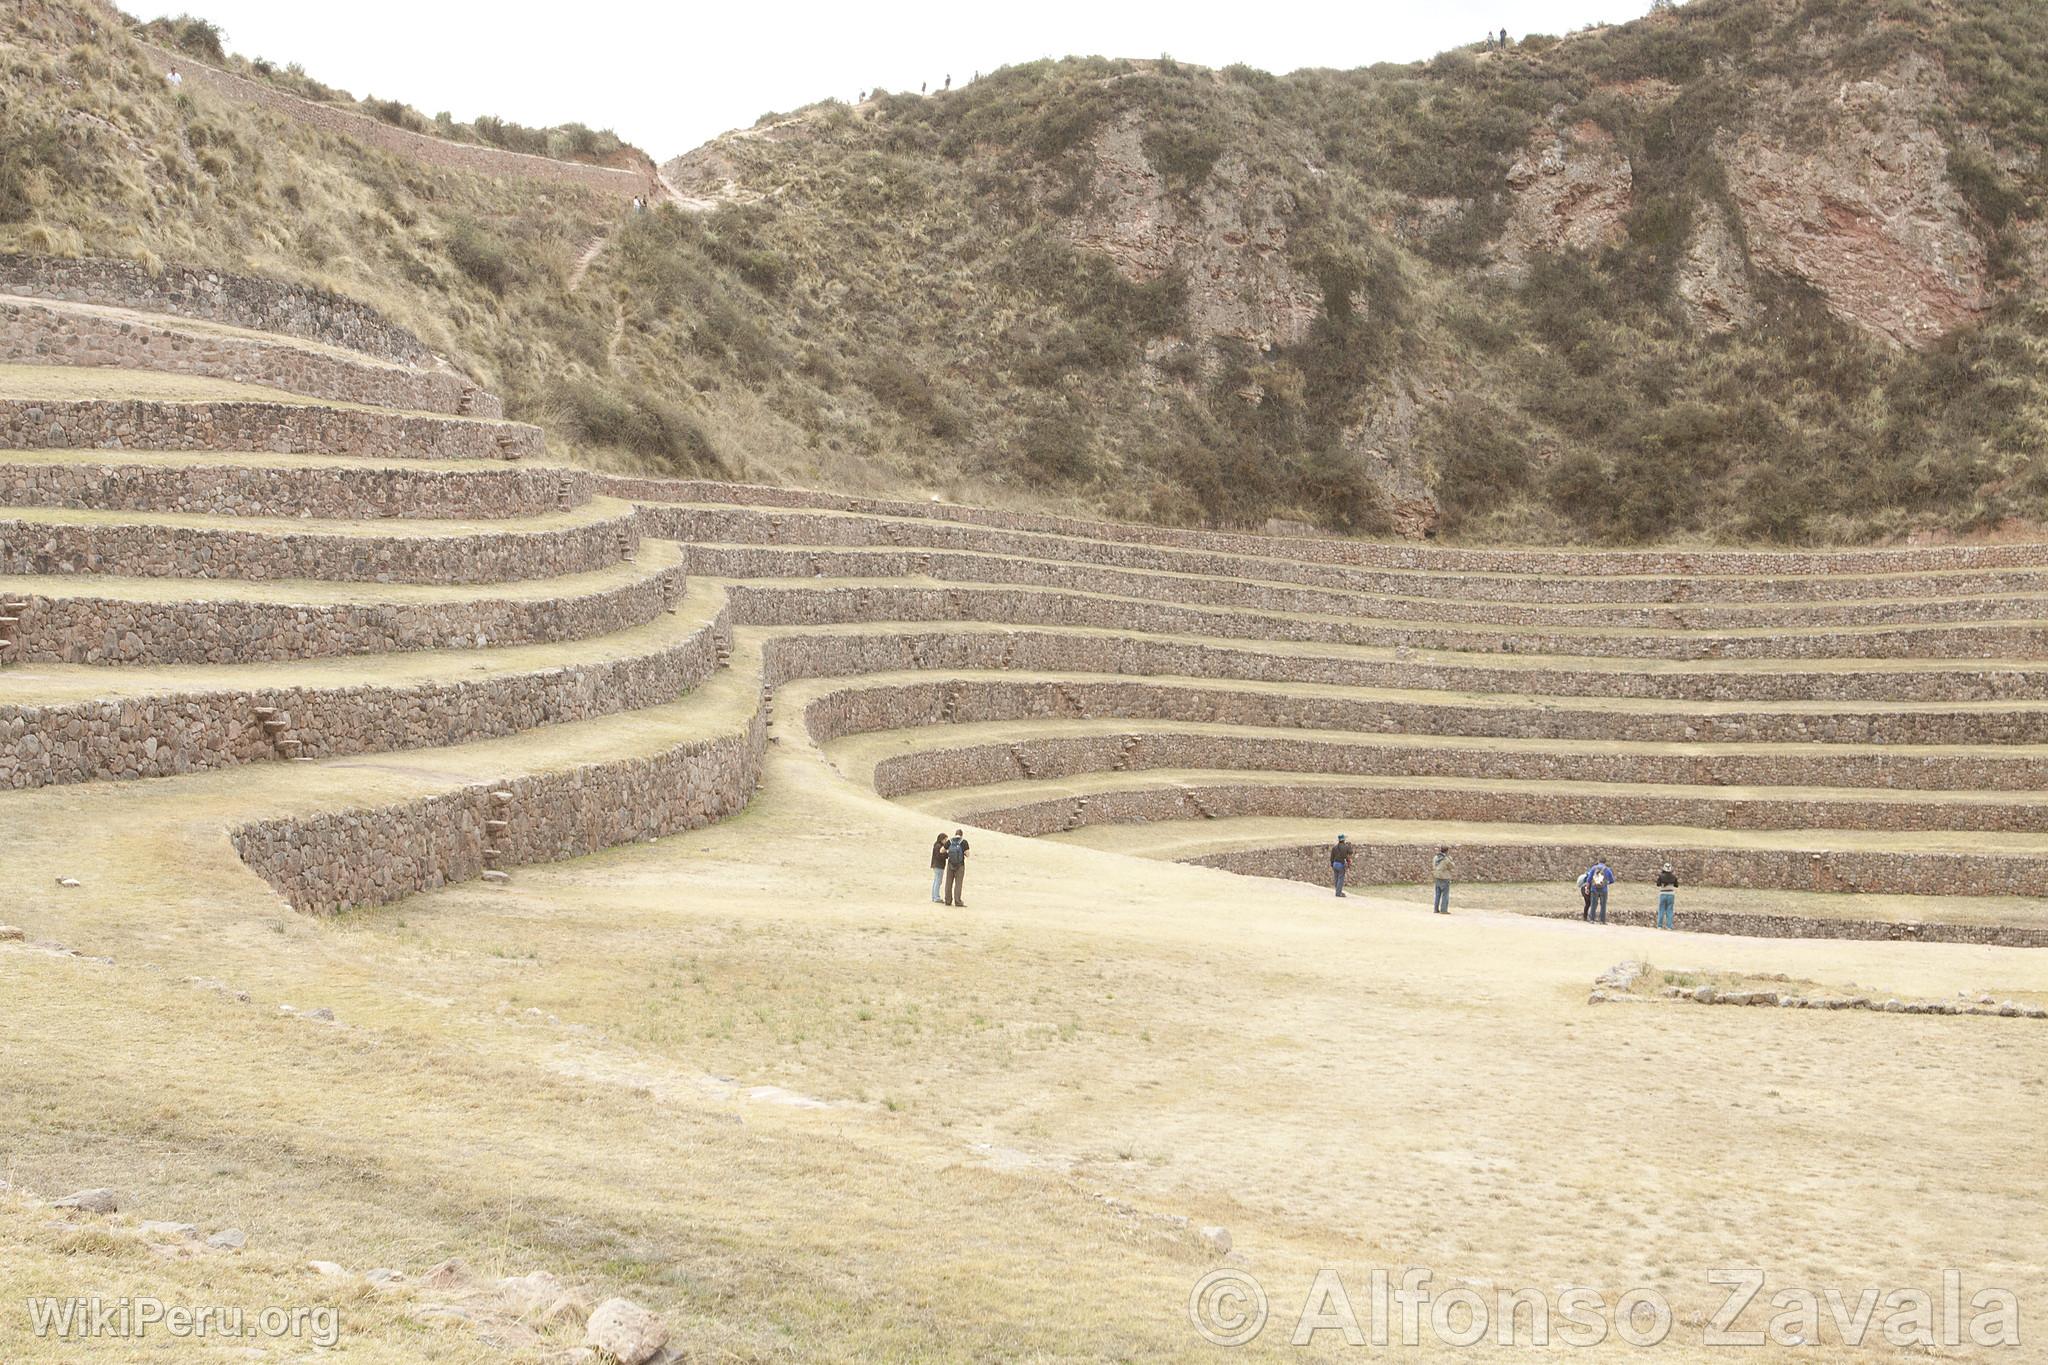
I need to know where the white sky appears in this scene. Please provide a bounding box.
[131,1,1670,159]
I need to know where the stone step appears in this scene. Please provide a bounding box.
[0,451,589,520]
[742,618,2048,706]
[0,541,686,665]
[939,771,2048,839]
[725,580,2048,664]
[0,294,498,417]
[0,584,728,789]
[859,723,2048,796]
[0,497,639,586]
[0,388,543,461]
[686,541,2048,629]
[635,496,2048,595]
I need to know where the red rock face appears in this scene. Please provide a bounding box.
[1718,55,1990,349]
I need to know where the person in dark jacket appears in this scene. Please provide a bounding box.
[1655,862,1679,929]
[943,829,970,906]
[1330,834,1354,897]
[929,833,949,903]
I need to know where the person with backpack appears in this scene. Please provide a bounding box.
[929,832,950,903]
[942,829,970,906]
[1655,862,1679,929]
[1431,846,1454,914]
[1330,834,1354,898]
[1583,857,1616,923]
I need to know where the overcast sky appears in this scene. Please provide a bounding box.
[133,1,1670,159]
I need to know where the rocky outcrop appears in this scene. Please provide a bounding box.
[1717,54,1989,348]
[1497,119,1634,276]
[1069,112,1323,351]
[1676,205,1758,333]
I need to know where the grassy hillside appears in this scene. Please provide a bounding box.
[8,0,2048,543]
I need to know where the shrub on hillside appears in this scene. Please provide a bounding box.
[860,357,965,439]
[551,378,722,473]
[137,14,225,63]
[444,219,516,295]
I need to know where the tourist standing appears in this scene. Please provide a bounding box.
[1330,834,1354,898]
[1656,862,1678,929]
[1431,846,1454,914]
[1584,857,1616,924]
[943,828,970,906]
[929,832,949,903]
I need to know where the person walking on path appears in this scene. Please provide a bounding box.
[942,829,970,906]
[1583,857,1616,923]
[1655,862,1679,929]
[1330,834,1354,898]
[1431,846,1454,914]
[929,832,949,903]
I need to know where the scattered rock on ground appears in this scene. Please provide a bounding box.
[1200,1225,1232,1255]
[306,1260,348,1277]
[138,1220,198,1242]
[207,1227,246,1250]
[52,1188,122,1214]
[541,1289,594,1328]
[585,1297,668,1365]
[496,1270,565,1317]
[0,926,23,941]
[420,1257,473,1290]
[365,1267,408,1289]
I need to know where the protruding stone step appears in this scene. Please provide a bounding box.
[485,820,509,834]
[481,870,512,883]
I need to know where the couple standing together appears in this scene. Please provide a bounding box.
[929,830,969,906]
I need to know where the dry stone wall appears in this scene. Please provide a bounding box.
[232,697,766,915]
[0,253,438,365]
[726,580,2046,662]
[0,458,585,521]
[8,559,685,665]
[870,732,2048,798]
[690,543,2048,632]
[0,298,492,417]
[789,667,2048,751]
[741,613,2048,708]
[1189,844,2048,940]
[1,505,635,584]
[951,779,2048,837]
[0,601,725,790]
[0,398,543,460]
[657,504,2048,605]
[621,476,2048,576]
[136,45,655,205]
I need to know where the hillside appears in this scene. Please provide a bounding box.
[8,0,2048,543]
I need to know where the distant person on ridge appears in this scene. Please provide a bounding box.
[943,74,951,90]
[943,828,970,906]
[1431,846,1454,914]
[1655,862,1679,929]
[1330,834,1354,898]
[929,832,949,903]
[1583,857,1616,924]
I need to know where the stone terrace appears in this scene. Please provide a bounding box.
[2,264,2045,941]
